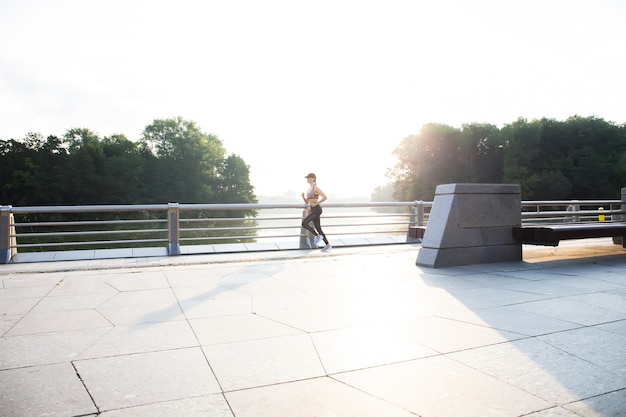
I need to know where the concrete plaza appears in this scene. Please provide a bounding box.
[1,239,626,416]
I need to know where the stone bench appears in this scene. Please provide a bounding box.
[415,184,625,268]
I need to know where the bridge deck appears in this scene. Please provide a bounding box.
[1,240,625,416]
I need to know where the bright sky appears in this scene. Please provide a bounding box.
[1,0,625,199]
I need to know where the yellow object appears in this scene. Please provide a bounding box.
[598,207,605,222]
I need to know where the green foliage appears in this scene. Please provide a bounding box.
[389,116,626,200]
[216,154,258,206]
[389,123,506,200]
[0,117,257,208]
[0,133,70,205]
[502,116,625,199]
[138,117,226,203]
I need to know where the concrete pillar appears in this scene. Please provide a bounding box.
[614,187,626,245]
[300,208,314,249]
[167,203,181,255]
[406,201,425,242]
[416,183,522,268]
[0,206,15,264]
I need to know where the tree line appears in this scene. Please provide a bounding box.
[385,116,626,201]
[0,117,257,210]
[4,115,625,208]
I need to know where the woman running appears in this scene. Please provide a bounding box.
[301,173,331,252]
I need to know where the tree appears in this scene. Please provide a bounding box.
[560,116,625,199]
[371,183,395,202]
[371,182,400,213]
[61,128,106,204]
[388,116,626,202]
[1,117,259,209]
[501,116,625,199]
[389,123,487,200]
[0,133,69,206]
[216,154,257,205]
[101,134,143,203]
[139,117,225,203]
[461,123,504,183]
[500,118,544,198]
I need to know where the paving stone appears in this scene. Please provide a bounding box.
[391,315,524,353]
[98,394,234,417]
[334,355,551,417]
[311,324,438,374]
[74,347,221,411]
[203,334,325,391]
[449,338,626,404]
[226,377,417,417]
[6,308,112,336]
[538,326,626,376]
[564,389,626,417]
[0,327,110,369]
[0,363,97,417]
[77,321,199,359]
[189,313,302,345]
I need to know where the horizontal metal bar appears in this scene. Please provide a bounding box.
[4,199,617,215]
[522,210,623,218]
[10,204,168,214]
[330,230,407,236]
[181,234,304,242]
[14,238,168,249]
[12,219,167,228]
[181,225,296,233]
[177,202,427,211]
[15,229,168,238]
[184,214,413,223]
[180,220,410,234]
[521,200,621,206]
[324,221,410,227]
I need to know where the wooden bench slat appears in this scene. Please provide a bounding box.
[513,222,626,247]
[408,226,427,239]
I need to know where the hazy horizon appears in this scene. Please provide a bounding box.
[257,190,374,203]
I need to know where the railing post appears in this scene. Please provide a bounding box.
[167,202,181,256]
[565,200,580,222]
[406,201,425,241]
[300,207,313,249]
[614,188,626,245]
[407,201,417,227]
[0,206,15,264]
[416,201,425,226]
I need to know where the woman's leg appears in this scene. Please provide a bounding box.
[312,215,329,245]
[302,206,328,245]
[302,209,319,236]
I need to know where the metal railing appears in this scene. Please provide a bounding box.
[0,201,430,263]
[521,200,624,223]
[2,197,625,264]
